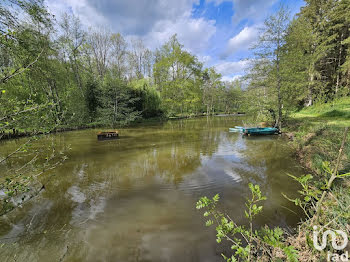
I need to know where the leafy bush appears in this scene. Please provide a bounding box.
[196,184,298,262]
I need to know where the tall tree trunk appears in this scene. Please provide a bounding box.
[114,92,118,124]
[347,69,350,93]
[276,41,282,130]
[335,33,343,96]
[306,72,314,107]
[277,82,282,129]
[72,56,84,97]
[47,80,62,124]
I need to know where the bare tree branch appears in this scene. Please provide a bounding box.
[0,139,32,164]
[0,49,44,84]
[0,104,43,122]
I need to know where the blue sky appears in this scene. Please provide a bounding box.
[46,0,305,81]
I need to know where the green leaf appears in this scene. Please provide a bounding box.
[205,219,213,226]
[213,194,220,202]
[338,172,350,178]
[244,210,249,218]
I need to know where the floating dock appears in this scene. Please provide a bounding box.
[97,130,119,140]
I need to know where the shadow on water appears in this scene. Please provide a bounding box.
[0,116,304,262]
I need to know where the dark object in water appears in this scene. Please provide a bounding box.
[97,130,119,140]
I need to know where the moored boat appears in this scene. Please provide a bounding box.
[243,127,279,135]
[229,126,279,135]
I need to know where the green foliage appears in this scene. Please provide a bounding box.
[153,35,204,116]
[131,79,163,118]
[0,136,69,216]
[245,0,350,125]
[97,75,141,126]
[85,78,100,122]
[201,68,223,115]
[247,5,290,128]
[284,159,350,220]
[197,184,298,261]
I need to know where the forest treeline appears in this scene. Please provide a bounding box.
[247,0,350,128]
[0,0,242,135]
[1,0,350,134]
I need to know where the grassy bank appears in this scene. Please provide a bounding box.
[285,97,350,173]
[282,98,350,261]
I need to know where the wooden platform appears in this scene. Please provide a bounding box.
[97,130,119,140]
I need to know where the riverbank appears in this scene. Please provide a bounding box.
[0,113,245,141]
[285,97,350,173]
[279,98,350,261]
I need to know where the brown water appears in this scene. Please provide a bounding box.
[0,116,303,262]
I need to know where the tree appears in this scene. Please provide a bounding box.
[250,6,290,129]
[85,78,100,122]
[127,38,153,79]
[131,79,163,118]
[110,33,127,78]
[88,28,112,78]
[281,16,316,108]
[322,0,350,96]
[296,0,350,101]
[221,80,243,114]
[153,35,202,116]
[58,13,86,95]
[98,74,140,126]
[202,68,222,116]
[0,0,55,133]
[0,0,51,84]
[339,0,350,91]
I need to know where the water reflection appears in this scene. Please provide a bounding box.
[0,116,303,262]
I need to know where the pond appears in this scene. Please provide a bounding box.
[0,116,303,262]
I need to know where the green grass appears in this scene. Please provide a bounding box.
[292,96,350,127]
[285,97,350,174]
[283,98,350,262]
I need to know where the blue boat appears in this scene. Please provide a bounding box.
[229,127,279,135]
[243,127,279,135]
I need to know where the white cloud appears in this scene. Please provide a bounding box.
[214,60,249,76]
[143,14,216,53]
[46,0,215,56]
[198,55,212,65]
[46,0,108,29]
[46,0,200,35]
[221,75,242,82]
[221,26,258,58]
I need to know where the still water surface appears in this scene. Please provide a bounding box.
[0,116,303,262]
